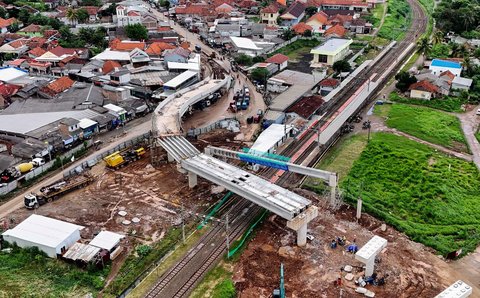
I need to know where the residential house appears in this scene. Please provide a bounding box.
[347,18,372,34]
[452,77,473,91]
[163,47,191,63]
[429,59,462,77]
[17,24,42,37]
[318,78,340,95]
[292,22,313,35]
[266,53,289,72]
[104,103,127,123]
[116,6,141,27]
[129,48,150,66]
[409,80,439,100]
[324,24,347,38]
[306,11,328,33]
[83,6,99,23]
[0,17,17,34]
[110,69,131,85]
[248,62,278,76]
[319,0,369,12]
[260,3,280,26]
[311,38,352,65]
[110,39,146,51]
[0,39,29,56]
[145,41,176,57]
[28,47,46,58]
[78,118,98,138]
[35,46,79,66]
[215,3,235,14]
[229,36,266,56]
[41,76,75,97]
[141,13,158,31]
[280,2,305,26]
[101,60,122,75]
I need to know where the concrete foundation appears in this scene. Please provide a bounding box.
[188,171,197,188]
[287,206,318,246]
[167,152,175,162]
[355,235,387,277]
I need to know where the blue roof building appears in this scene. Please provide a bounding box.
[429,59,462,77]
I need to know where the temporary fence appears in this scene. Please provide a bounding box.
[63,132,151,178]
[187,118,239,137]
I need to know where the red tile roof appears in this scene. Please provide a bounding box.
[261,3,279,13]
[127,10,141,16]
[319,78,340,87]
[8,39,28,48]
[28,47,47,57]
[81,6,99,15]
[328,13,353,25]
[324,24,347,37]
[266,53,289,64]
[102,60,121,74]
[42,76,74,95]
[157,26,172,32]
[43,29,59,39]
[292,22,313,34]
[307,11,328,24]
[49,45,76,57]
[8,58,25,66]
[409,80,439,93]
[322,0,369,6]
[237,0,257,8]
[112,41,146,51]
[19,24,42,33]
[0,82,21,97]
[287,95,324,119]
[145,42,176,55]
[26,37,47,48]
[0,17,16,28]
[439,70,455,80]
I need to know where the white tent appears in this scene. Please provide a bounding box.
[2,214,84,258]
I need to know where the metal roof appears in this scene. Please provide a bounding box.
[2,214,84,249]
[63,242,100,262]
[311,38,352,55]
[163,70,198,88]
[230,36,262,50]
[251,124,294,153]
[430,59,462,69]
[89,231,124,251]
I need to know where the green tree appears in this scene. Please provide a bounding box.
[395,71,417,92]
[305,6,317,17]
[77,8,89,23]
[303,29,312,37]
[250,67,269,83]
[474,48,480,58]
[100,3,116,16]
[66,8,79,24]
[160,0,170,8]
[417,36,431,58]
[234,53,253,66]
[125,23,148,40]
[332,60,351,73]
[0,7,6,18]
[432,30,444,45]
[281,28,295,40]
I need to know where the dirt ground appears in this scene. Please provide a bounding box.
[233,190,470,298]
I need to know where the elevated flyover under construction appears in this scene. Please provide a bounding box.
[150,75,320,246]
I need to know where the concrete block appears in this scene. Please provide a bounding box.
[345,273,354,281]
[355,288,367,294]
[344,265,352,272]
[365,290,375,297]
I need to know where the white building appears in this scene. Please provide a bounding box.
[310,38,353,66]
[452,76,473,91]
[2,214,84,258]
[230,36,265,56]
[429,59,462,77]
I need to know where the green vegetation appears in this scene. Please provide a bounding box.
[269,38,319,60]
[59,27,109,53]
[389,91,469,113]
[250,68,270,83]
[476,132,480,143]
[378,0,411,40]
[416,0,434,36]
[104,227,184,296]
[365,3,385,27]
[234,53,253,66]
[125,23,148,41]
[0,245,109,296]
[342,133,480,256]
[434,0,480,35]
[190,264,235,298]
[332,59,352,73]
[401,52,420,72]
[304,134,368,194]
[382,104,468,152]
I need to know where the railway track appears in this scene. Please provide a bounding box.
[144,1,427,297]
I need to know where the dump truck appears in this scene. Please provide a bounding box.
[103,147,146,169]
[24,173,95,209]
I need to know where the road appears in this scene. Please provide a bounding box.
[0,120,152,220]
[457,106,480,170]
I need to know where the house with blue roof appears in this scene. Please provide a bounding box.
[429,59,462,77]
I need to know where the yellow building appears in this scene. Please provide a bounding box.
[310,38,352,66]
[261,3,280,25]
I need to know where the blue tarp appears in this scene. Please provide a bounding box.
[239,153,289,171]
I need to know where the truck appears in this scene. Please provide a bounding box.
[104,147,146,170]
[24,173,95,209]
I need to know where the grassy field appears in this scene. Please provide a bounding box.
[269,39,319,60]
[376,103,468,152]
[389,92,468,113]
[378,0,412,40]
[190,263,235,298]
[0,245,109,297]
[366,3,386,28]
[342,133,480,256]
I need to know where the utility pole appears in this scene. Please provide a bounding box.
[181,203,186,244]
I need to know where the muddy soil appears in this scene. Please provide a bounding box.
[234,192,462,298]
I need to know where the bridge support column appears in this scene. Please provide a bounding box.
[286,206,318,247]
[188,171,197,188]
[329,173,338,205]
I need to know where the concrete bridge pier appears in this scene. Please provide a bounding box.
[287,206,318,246]
[188,171,198,188]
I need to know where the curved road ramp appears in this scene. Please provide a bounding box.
[151,75,317,246]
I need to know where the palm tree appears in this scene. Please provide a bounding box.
[432,30,444,45]
[65,8,79,25]
[463,56,472,76]
[450,42,460,58]
[417,37,431,58]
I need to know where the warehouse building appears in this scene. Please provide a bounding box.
[2,214,84,258]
